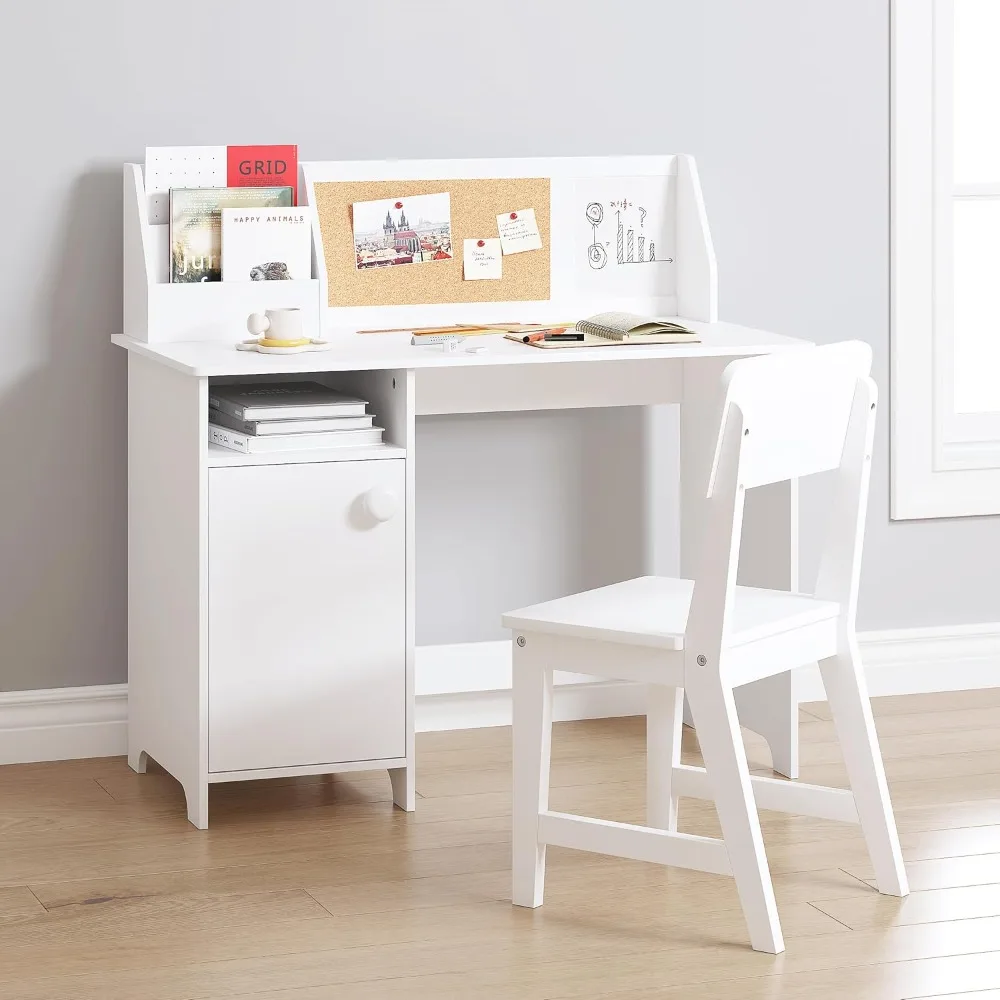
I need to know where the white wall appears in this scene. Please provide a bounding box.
[1,0,994,694]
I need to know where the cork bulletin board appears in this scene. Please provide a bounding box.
[312,177,550,308]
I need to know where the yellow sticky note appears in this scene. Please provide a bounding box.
[497,209,542,254]
[463,238,503,279]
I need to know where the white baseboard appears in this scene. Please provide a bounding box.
[796,622,1000,702]
[414,641,646,732]
[0,684,127,765]
[2,625,999,765]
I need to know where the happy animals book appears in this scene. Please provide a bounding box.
[221,207,312,282]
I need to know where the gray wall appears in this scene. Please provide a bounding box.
[699,1,1000,628]
[0,1,994,693]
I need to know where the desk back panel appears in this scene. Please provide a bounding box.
[301,155,716,331]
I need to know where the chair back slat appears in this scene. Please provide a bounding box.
[708,342,873,494]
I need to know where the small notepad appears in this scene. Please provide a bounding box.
[575,311,697,343]
[506,312,700,349]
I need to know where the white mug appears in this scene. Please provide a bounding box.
[247,308,303,342]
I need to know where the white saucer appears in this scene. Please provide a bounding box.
[236,338,333,355]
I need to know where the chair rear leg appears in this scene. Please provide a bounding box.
[819,643,908,897]
[687,675,784,954]
[511,637,553,908]
[647,685,684,830]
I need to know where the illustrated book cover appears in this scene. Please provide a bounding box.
[169,186,293,283]
[226,145,298,203]
[221,207,312,282]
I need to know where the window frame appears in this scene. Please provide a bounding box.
[891,0,1000,518]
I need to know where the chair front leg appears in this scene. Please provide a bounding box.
[511,634,553,908]
[819,641,908,897]
[686,671,784,954]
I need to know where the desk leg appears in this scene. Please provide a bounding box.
[389,766,415,811]
[680,359,800,779]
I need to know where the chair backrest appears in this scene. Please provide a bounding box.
[707,341,874,495]
[688,341,876,654]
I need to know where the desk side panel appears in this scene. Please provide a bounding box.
[128,354,208,825]
[675,155,719,323]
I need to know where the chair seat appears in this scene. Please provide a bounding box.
[502,576,839,651]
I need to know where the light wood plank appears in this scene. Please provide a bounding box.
[128,971,1000,1000]
[846,853,1000,892]
[0,886,45,926]
[799,706,1000,743]
[803,687,1000,721]
[813,884,1000,929]
[600,953,1000,999]
[28,851,866,913]
[899,824,1000,860]
[26,841,513,908]
[909,992,1000,1000]
[894,798,1000,835]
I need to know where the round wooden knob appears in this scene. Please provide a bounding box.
[363,487,398,522]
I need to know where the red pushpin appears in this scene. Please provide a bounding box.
[509,212,518,220]
[395,201,403,209]
[477,239,485,247]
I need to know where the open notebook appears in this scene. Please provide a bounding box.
[506,311,699,349]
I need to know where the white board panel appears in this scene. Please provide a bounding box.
[569,175,678,300]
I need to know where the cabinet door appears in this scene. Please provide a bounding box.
[208,459,406,773]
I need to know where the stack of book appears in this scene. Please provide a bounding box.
[208,382,384,454]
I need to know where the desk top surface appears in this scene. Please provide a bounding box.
[112,320,809,378]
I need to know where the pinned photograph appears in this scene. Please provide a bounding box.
[353,193,453,269]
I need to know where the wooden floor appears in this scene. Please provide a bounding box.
[3,692,1000,998]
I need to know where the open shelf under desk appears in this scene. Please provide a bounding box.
[207,442,406,468]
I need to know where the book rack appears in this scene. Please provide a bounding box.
[122,163,322,344]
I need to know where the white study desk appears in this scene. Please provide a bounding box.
[113,319,810,828]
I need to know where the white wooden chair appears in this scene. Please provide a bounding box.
[502,341,908,954]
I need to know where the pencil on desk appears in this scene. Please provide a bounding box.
[522,328,567,343]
